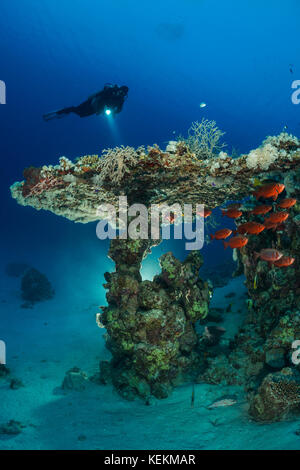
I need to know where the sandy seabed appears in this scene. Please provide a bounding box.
[0,267,299,451]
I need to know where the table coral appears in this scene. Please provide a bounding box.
[10,134,300,223]
[9,133,300,405]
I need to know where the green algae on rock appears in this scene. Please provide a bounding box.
[99,240,209,400]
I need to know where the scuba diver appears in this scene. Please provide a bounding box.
[43,84,129,121]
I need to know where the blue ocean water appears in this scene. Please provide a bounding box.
[1,0,300,268]
[0,0,300,451]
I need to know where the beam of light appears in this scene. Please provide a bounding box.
[104,108,121,143]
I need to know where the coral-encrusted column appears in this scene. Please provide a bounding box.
[99,238,210,401]
[201,170,300,421]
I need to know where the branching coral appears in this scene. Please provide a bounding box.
[185,119,226,159]
[98,145,145,185]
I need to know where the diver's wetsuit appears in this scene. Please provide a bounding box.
[43,84,129,121]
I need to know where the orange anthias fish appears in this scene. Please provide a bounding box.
[250,205,273,215]
[263,220,279,231]
[197,208,212,218]
[273,256,295,267]
[203,209,212,218]
[264,211,289,225]
[221,208,243,219]
[277,198,297,209]
[210,228,232,240]
[253,183,285,201]
[165,212,176,224]
[273,224,286,232]
[223,236,248,250]
[235,221,265,235]
[254,249,283,263]
[264,221,286,232]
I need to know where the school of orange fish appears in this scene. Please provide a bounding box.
[209,182,297,268]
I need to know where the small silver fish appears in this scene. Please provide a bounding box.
[208,398,237,409]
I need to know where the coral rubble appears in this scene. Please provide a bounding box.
[0,420,24,435]
[62,367,89,391]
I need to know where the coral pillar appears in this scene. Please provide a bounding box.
[99,238,210,401]
[201,170,300,421]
